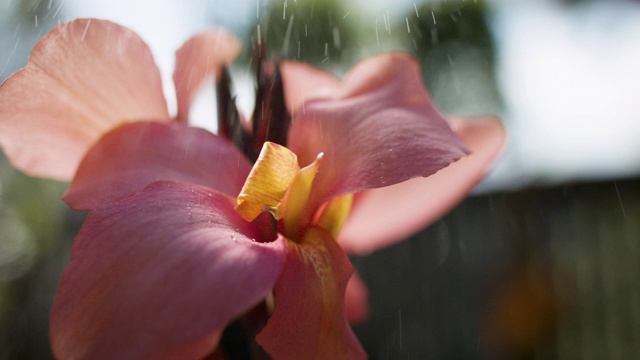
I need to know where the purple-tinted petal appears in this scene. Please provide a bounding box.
[63,122,252,210]
[339,117,505,254]
[256,227,366,360]
[51,181,285,359]
[173,29,241,122]
[287,53,468,217]
[0,19,169,180]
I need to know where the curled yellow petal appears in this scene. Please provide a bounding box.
[236,142,299,222]
[281,153,323,240]
[315,193,354,238]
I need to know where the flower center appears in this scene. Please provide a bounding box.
[235,142,352,241]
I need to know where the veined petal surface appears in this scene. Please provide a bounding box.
[339,117,505,254]
[51,181,285,360]
[287,53,468,215]
[63,122,252,210]
[0,19,169,180]
[256,227,366,360]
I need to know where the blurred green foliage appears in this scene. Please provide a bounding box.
[253,0,357,65]
[407,1,502,114]
[1,157,70,360]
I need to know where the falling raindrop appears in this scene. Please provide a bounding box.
[282,0,287,20]
[80,20,91,41]
[375,18,380,48]
[281,14,295,55]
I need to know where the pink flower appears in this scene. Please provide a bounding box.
[0,19,504,359]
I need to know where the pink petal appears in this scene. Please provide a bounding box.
[279,61,341,115]
[161,332,222,360]
[50,181,285,359]
[338,116,505,254]
[63,122,252,210]
[287,53,468,217]
[173,29,241,122]
[0,19,169,181]
[345,271,370,324]
[256,227,366,360]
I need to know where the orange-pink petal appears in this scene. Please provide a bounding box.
[0,19,169,180]
[173,29,241,123]
[287,53,468,218]
[63,122,252,210]
[256,227,366,360]
[339,116,505,254]
[279,61,341,115]
[345,271,370,324]
[50,181,285,359]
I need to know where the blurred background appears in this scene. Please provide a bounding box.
[1,0,639,358]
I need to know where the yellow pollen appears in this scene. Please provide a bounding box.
[235,142,299,222]
[235,142,352,241]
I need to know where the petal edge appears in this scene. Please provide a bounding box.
[0,19,169,180]
[51,181,285,359]
[339,116,506,254]
[257,227,366,360]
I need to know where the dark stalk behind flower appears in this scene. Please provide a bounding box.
[251,43,291,157]
[215,42,291,164]
[216,68,253,159]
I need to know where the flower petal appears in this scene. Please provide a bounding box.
[0,19,169,180]
[315,193,354,239]
[279,61,341,115]
[338,116,506,254]
[256,227,366,360]
[345,271,370,324]
[63,122,252,210]
[287,53,469,215]
[173,29,241,122]
[281,152,324,240]
[51,181,285,359]
[236,142,299,222]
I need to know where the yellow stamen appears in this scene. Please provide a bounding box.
[315,193,354,238]
[280,153,323,240]
[235,142,351,243]
[235,142,299,222]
